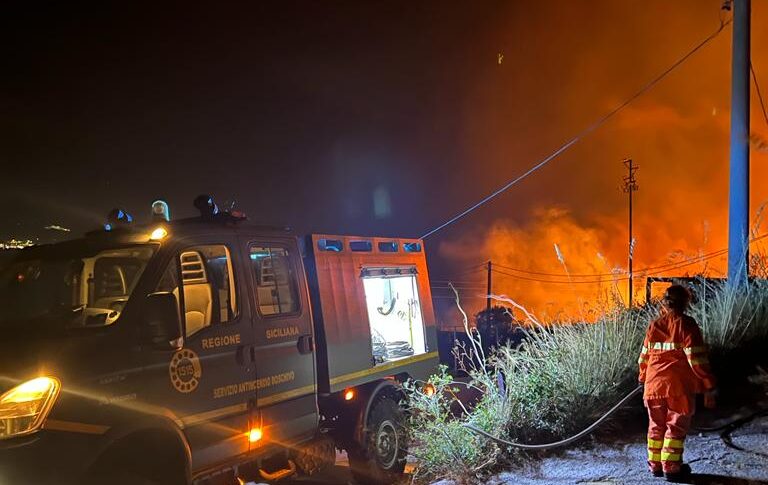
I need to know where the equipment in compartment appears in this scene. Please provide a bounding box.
[362,272,426,364]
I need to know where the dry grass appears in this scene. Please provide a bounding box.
[405,274,768,484]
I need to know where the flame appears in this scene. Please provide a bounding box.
[440,195,768,321]
[426,1,768,323]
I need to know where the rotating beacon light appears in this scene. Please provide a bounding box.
[104,208,133,231]
[151,199,171,222]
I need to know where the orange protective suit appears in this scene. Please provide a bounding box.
[638,310,716,474]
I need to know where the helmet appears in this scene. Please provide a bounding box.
[663,284,691,311]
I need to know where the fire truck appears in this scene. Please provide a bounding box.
[0,197,439,484]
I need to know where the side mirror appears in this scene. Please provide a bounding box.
[145,292,183,350]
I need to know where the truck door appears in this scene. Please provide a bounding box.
[243,238,318,445]
[150,240,256,471]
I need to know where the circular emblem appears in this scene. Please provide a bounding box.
[169,349,202,393]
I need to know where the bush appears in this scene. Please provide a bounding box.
[403,366,504,484]
[405,278,768,484]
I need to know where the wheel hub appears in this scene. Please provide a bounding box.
[375,420,398,468]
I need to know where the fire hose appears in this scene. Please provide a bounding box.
[464,385,768,451]
[462,385,643,450]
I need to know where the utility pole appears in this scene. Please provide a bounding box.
[727,0,751,288]
[486,260,492,314]
[623,158,639,307]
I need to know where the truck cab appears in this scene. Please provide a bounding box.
[0,201,438,484]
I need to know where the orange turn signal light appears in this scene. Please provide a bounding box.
[344,389,355,401]
[248,427,263,443]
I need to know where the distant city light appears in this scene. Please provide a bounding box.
[0,238,35,250]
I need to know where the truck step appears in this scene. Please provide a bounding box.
[258,460,296,481]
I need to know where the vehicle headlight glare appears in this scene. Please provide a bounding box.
[0,377,60,440]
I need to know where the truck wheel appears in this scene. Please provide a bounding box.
[349,396,408,485]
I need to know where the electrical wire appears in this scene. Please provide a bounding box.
[474,233,767,283]
[431,287,487,292]
[420,19,732,240]
[491,268,620,284]
[752,61,768,128]
[492,262,623,278]
[430,279,485,284]
[429,232,766,291]
[490,250,729,284]
[492,250,726,282]
[490,257,717,285]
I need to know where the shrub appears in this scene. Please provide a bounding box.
[406,278,768,484]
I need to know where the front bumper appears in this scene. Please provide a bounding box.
[0,430,99,485]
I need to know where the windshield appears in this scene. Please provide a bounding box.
[0,245,155,328]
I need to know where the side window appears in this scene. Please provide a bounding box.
[156,245,238,337]
[156,258,179,293]
[154,259,181,323]
[250,245,299,316]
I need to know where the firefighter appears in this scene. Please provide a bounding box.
[638,285,717,482]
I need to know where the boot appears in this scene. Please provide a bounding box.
[665,463,691,483]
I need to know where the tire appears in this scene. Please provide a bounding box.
[349,395,408,485]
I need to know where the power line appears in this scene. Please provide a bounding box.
[419,18,731,240]
[430,280,486,285]
[430,285,485,290]
[751,61,768,128]
[492,262,618,278]
[491,252,724,284]
[487,236,766,285]
[439,232,767,288]
[432,295,486,299]
[491,252,721,279]
[492,267,634,284]
[433,233,766,284]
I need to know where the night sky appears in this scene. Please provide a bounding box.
[1,1,501,238]
[2,1,767,316]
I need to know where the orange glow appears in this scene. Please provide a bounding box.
[248,427,263,443]
[435,2,768,323]
[0,376,61,439]
[439,207,744,322]
[344,389,355,401]
[149,227,168,240]
[424,383,436,397]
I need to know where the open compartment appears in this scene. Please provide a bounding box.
[361,268,426,364]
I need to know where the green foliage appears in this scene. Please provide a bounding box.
[690,278,768,350]
[405,280,768,484]
[403,366,504,484]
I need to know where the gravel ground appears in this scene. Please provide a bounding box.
[249,417,768,485]
[465,416,768,485]
[246,412,768,485]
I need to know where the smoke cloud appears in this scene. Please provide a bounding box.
[435,0,768,320]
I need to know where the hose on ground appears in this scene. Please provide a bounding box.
[692,407,768,433]
[463,385,643,451]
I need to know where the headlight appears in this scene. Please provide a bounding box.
[0,377,61,440]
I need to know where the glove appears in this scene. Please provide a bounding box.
[704,389,717,409]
